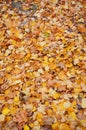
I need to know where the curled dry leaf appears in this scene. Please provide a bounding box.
[81,83,86,92]
[41,125,51,130]
[0,82,9,93]
[70,77,76,83]
[58,85,67,92]
[47,79,57,87]
[43,116,54,125]
[41,72,53,80]
[76,111,85,120]
[13,110,28,124]
[77,24,86,33]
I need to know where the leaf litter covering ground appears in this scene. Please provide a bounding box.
[0,0,86,130]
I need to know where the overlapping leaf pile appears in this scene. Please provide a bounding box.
[0,0,86,130]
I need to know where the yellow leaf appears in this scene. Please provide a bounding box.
[30,21,36,26]
[49,58,54,63]
[58,71,66,80]
[51,103,58,112]
[6,116,11,122]
[24,125,30,130]
[5,89,10,95]
[10,107,17,114]
[3,14,8,19]
[29,123,34,128]
[6,66,12,72]
[52,122,59,130]
[58,102,65,110]
[60,123,71,130]
[42,61,49,67]
[47,109,52,116]
[69,112,77,120]
[23,53,31,62]
[26,81,31,86]
[42,82,46,87]
[66,63,73,68]
[45,101,49,106]
[2,108,10,115]
[36,112,43,124]
[0,79,3,84]
[14,96,19,102]
[74,87,82,93]
[16,31,23,39]
[32,107,36,112]
[53,92,60,99]
[50,63,57,70]
[11,40,16,45]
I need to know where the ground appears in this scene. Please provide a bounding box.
[0,0,86,130]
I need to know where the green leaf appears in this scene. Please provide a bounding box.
[44,32,50,37]
[32,4,38,11]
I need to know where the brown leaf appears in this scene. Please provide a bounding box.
[41,72,53,80]
[77,24,86,33]
[58,85,67,92]
[76,110,85,120]
[13,110,28,123]
[43,116,54,125]
[81,83,86,92]
[47,79,57,87]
